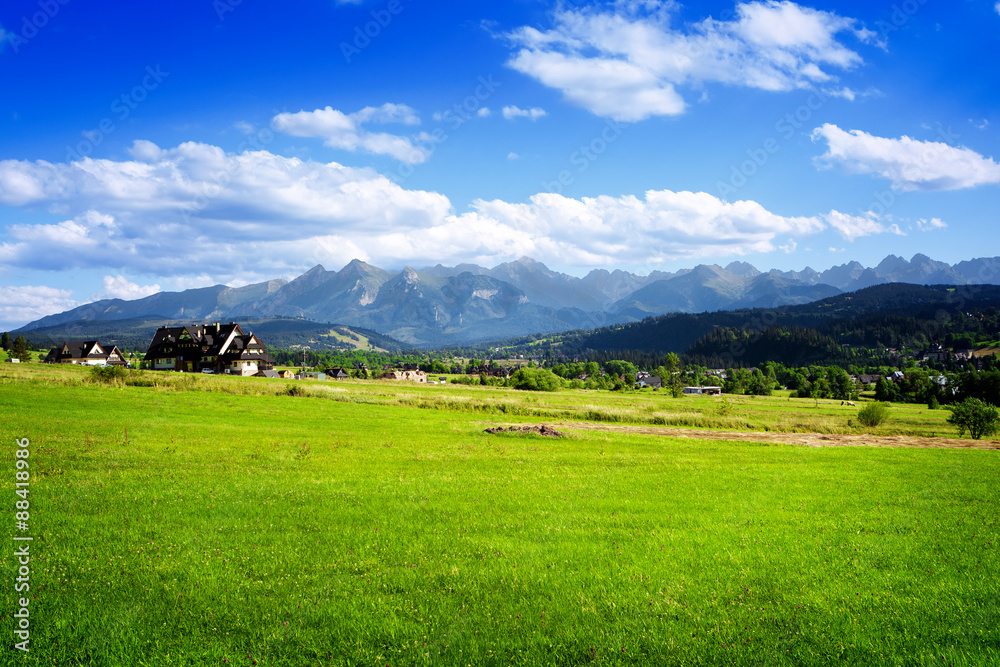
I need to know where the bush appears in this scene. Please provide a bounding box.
[508,367,564,392]
[87,365,129,385]
[286,384,307,397]
[857,401,890,428]
[947,398,999,440]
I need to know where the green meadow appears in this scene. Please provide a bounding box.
[1,365,999,666]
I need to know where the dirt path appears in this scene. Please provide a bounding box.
[533,421,1000,450]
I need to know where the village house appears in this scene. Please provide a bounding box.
[327,367,350,380]
[683,386,723,396]
[44,341,127,366]
[144,323,275,376]
[383,369,428,383]
[856,374,882,386]
[923,344,950,363]
[636,375,662,389]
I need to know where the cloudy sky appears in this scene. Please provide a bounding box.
[1,0,998,329]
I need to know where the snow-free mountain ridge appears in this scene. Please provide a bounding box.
[18,254,1000,347]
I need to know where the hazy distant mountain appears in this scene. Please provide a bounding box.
[20,279,286,330]
[17,254,1000,347]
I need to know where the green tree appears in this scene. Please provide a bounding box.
[12,335,31,362]
[509,367,564,392]
[1,332,11,351]
[664,352,680,373]
[747,369,775,396]
[947,398,999,440]
[875,377,899,402]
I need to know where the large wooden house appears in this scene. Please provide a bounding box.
[44,341,126,366]
[144,323,275,376]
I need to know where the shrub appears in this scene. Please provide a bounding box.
[508,367,564,392]
[857,401,890,428]
[286,384,307,397]
[87,365,129,385]
[947,398,999,440]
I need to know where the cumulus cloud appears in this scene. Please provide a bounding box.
[916,217,947,231]
[272,103,430,164]
[821,210,905,242]
[0,285,78,331]
[94,275,162,301]
[996,1,1000,15]
[0,139,879,290]
[502,105,548,121]
[470,189,827,263]
[812,123,1000,191]
[506,1,874,121]
[0,141,452,277]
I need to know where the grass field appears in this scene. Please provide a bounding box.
[2,365,999,666]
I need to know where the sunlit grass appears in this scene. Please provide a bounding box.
[1,365,998,666]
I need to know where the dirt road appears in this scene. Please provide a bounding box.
[544,421,1000,450]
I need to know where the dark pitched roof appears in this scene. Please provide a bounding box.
[45,341,107,362]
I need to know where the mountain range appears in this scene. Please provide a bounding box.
[17,254,1000,347]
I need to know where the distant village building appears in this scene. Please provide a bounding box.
[44,341,126,366]
[327,367,350,380]
[383,369,428,383]
[683,386,723,396]
[144,323,274,376]
[923,344,950,363]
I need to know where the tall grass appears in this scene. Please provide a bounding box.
[1,370,998,666]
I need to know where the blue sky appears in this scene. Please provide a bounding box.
[1,0,999,329]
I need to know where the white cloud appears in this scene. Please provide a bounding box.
[234,121,255,135]
[0,139,869,289]
[502,105,547,121]
[0,285,78,331]
[94,275,161,301]
[821,210,905,242]
[916,217,947,231]
[996,1,1000,16]
[812,123,1000,191]
[272,103,430,164]
[506,1,873,121]
[477,107,492,118]
[778,239,797,253]
[0,141,452,278]
[507,152,520,160]
[471,189,827,264]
